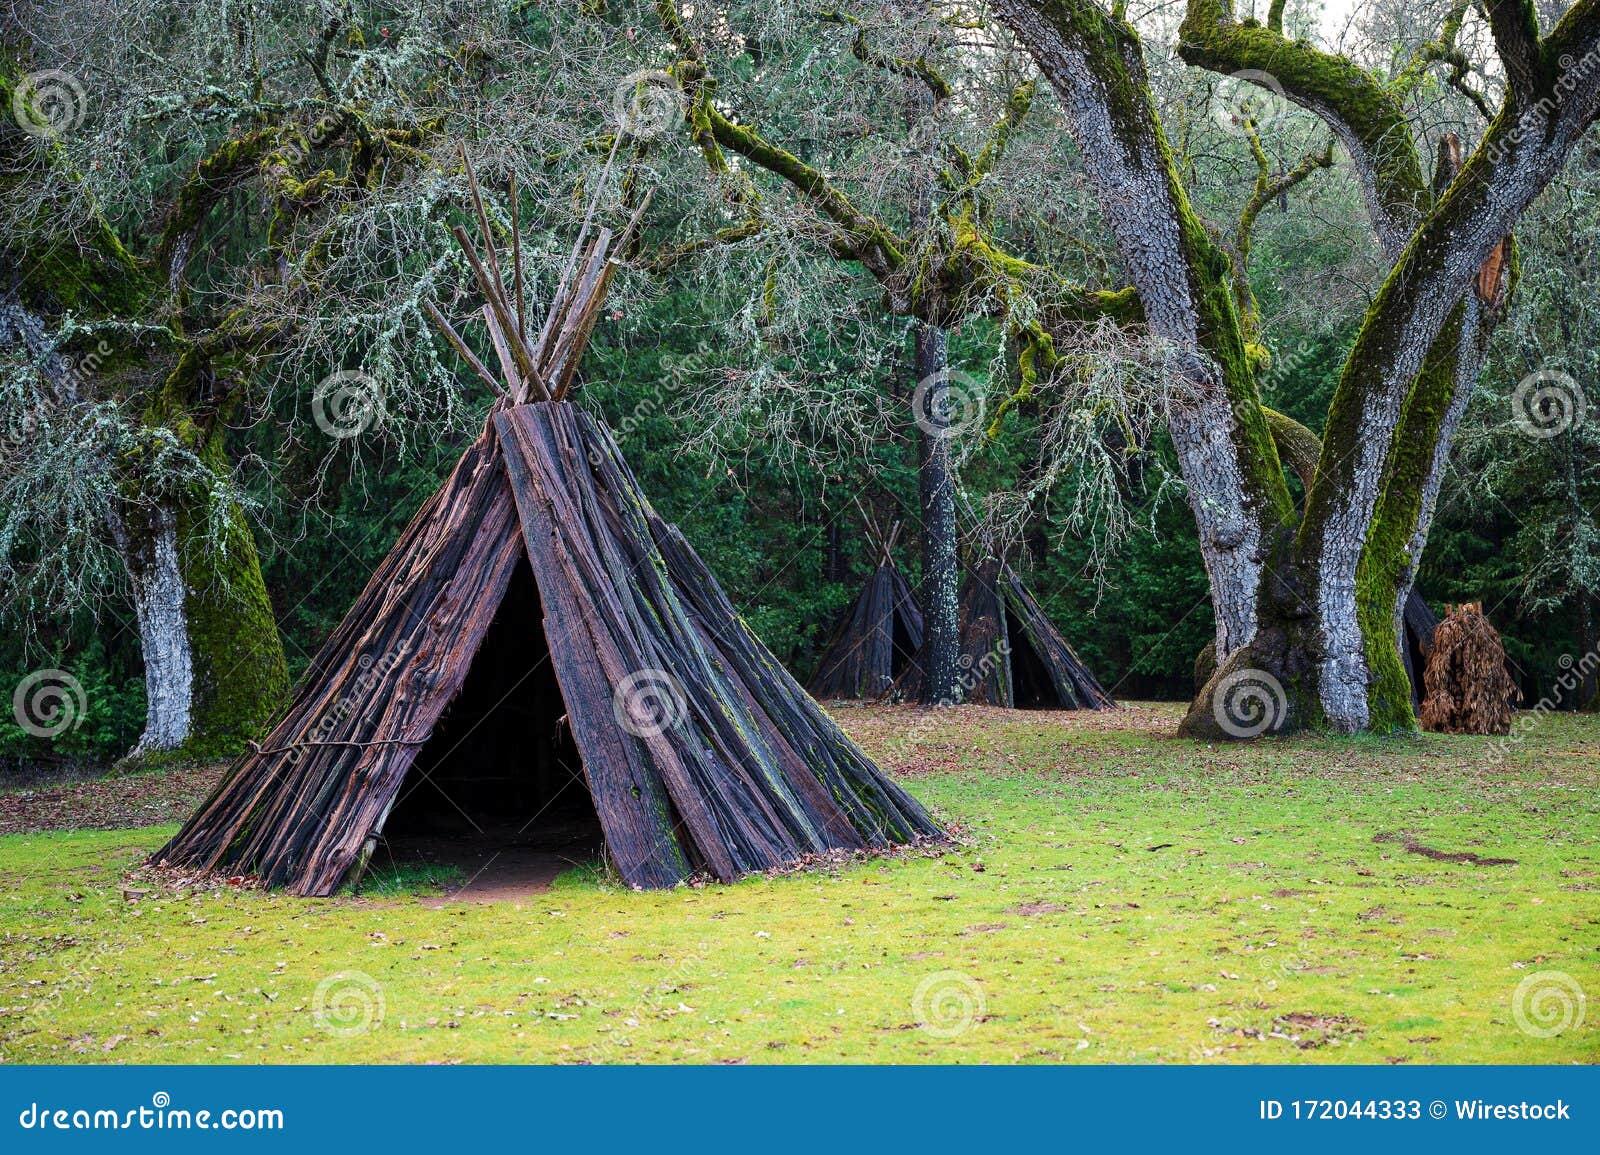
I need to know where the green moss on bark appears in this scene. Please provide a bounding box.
[157,357,289,758]
[1178,0,1428,233]
[1354,303,1467,733]
[174,494,289,759]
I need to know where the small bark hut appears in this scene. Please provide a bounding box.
[897,555,1114,710]
[154,172,941,895]
[809,514,925,700]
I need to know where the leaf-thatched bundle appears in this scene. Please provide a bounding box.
[1419,602,1520,735]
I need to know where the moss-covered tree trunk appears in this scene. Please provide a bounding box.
[997,0,1600,737]
[3,69,288,760]
[103,417,288,761]
[6,15,465,759]
[126,368,289,760]
[110,488,287,759]
[111,500,192,753]
[993,0,1298,721]
[169,493,288,760]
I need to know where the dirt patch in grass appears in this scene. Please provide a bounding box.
[369,824,604,906]
[1009,901,1072,916]
[1274,1012,1366,1048]
[1373,831,1518,866]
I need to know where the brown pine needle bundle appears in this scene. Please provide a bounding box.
[1419,603,1520,735]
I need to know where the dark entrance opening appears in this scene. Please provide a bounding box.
[375,556,603,896]
[1006,616,1057,709]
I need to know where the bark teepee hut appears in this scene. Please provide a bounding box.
[809,508,925,700]
[898,553,1114,710]
[155,165,941,895]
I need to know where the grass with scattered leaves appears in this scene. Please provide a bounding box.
[1,703,1595,1064]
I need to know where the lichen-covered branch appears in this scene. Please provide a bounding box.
[820,9,954,103]
[970,79,1035,184]
[1391,1,1495,120]
[659,3,1137,375]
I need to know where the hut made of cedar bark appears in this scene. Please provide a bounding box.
[154,167,941,895]
[809,515,925,700]
[897,556,1114,710]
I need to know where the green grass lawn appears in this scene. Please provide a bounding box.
[1,703,1596,1064]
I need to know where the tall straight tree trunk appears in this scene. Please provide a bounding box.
[900,14,961,707]
[915,323,962,705]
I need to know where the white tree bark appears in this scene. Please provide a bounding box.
[110,503,194,754]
